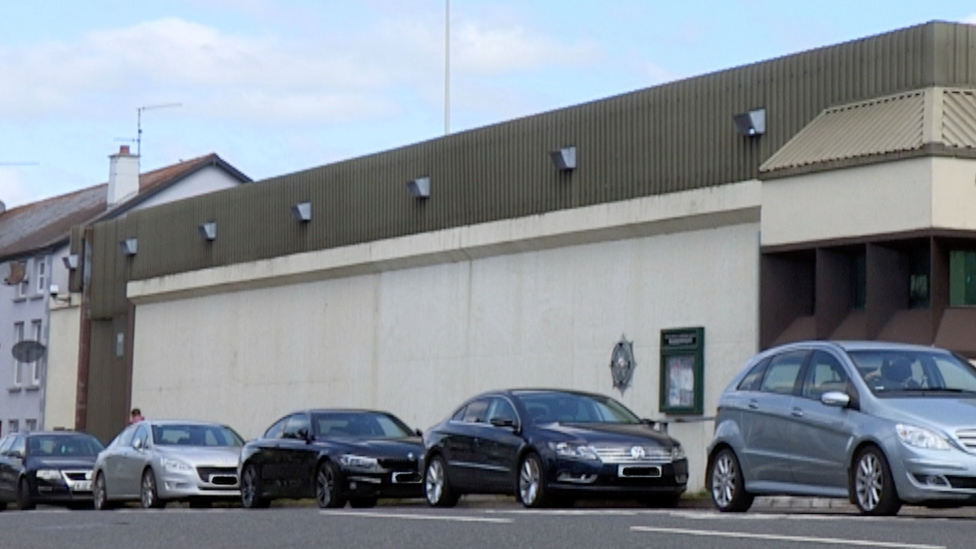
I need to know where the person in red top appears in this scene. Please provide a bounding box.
[130,408,145,424]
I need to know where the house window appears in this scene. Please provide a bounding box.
[35,257,46,295]
[12,322,24,386]
[30,320,42,386]
[909,248,930,309]
[16,259,30,298]
[24,419,36,432]
[9,419,18,433]
[949,251,976,307]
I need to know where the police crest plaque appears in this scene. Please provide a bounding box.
[609,335,636,392]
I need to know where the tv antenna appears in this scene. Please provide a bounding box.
[134,102,182,156]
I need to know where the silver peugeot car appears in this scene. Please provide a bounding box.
[92,420,244,509]
[708,341,976,515]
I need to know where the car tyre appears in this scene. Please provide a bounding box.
[517,452,552,508]
[708,448,753,512]
[315,461,347,509]
[424,454,459,508]
[852,446,901,516]
[93,473,113,511]
[349,497,378,509]
[17,477,36,511]
[240,464,271,509]
[141,469,166,509]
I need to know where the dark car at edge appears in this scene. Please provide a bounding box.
[422,388,688,508]
[238,409,425,509]
[0,431,104,510]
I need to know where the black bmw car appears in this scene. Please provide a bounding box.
[238,409,425,509]
[0,431,105,510]
[422,389,688,508]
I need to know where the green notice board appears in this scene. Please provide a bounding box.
[659,327,704,415]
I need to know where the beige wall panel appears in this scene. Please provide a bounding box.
[932,157,976,231]
[761,158,933,247]
[43,304,80,430]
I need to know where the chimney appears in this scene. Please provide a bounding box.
[107,145,139,207]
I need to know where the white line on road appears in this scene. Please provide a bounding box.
[630,526,946,549]
[320,511,513,524]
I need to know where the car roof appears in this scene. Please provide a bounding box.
[763,340,952,355]
[305,409,394,415]
[22,431,96,438]
[142,420,230,427]
[503,388,610,399]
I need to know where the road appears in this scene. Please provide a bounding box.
[1,500,973,549]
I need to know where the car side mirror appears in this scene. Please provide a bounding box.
[11,451,24,460]
[133,439,143,450]
[821,391,851,408]
[415,428,423,437]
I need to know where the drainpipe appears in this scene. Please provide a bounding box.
[74,226,93,431]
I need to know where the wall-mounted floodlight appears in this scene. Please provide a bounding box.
[120,238,138,256]
[407,177,431,199]
[549,146,577,171]
[733,108,766,137]
[62,254,79,270]
[292,202,312,222]
[199,221,217,241]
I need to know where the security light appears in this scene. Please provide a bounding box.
[119,238,138,256]
[407,177,431,199]
[549,146,577,171]
[292,202,312,222]
[199,222,217,241]
[734,108,766,137]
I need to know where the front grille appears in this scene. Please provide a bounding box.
[946,476,976,489]
[592,446,671,464]
[196,467,237,484]
[64,471,90,481]
[378,458,417,471]
[956,429,976,451]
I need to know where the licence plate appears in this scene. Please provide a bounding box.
[72,481,92,492]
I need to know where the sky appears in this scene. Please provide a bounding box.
[1,0,976,209]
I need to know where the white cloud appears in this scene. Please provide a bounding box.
[964,13,976,25]
[0,168,34,210]
[0,11,607,127]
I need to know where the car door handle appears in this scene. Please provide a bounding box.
[791,407,804,417]
[747,400,759,409]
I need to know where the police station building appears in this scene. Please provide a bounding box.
[48,21,976,491]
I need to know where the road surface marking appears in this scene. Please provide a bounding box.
[630,526,945,548]
[320,511,512,523]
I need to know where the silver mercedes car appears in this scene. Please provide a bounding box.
[708,341,976,515]
[92,420,244,509]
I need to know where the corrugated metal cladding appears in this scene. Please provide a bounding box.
[104,21,976,282]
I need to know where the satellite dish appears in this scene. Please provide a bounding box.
[11,340,46,363]
[2,261,27,285]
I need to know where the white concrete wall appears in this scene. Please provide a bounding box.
[44,302,80,430]
[130,183,762,492]
[136,165,244,210]
[761,158,933,247]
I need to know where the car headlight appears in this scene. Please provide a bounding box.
[35,469,62,481]
[671,445,686,461]
[338,454,385,472]
[548,442,600,461]
[896,424,951,451]
[160,458,193,473]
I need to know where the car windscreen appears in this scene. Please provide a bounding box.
[27,435,104,458]
[848,349,976,395]
[312,412,414,439]
[152,424,244,447]
[516,392,642,424]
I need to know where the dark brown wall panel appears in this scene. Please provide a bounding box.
[815,248,854,339]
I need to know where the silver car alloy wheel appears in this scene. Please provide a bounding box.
[711,452,737,508]
[855,452,883,512]
[519,457,541,505]
[142,472,156,509]
[241,466,257,507]
[425,459,444,504]
[316,465,335,507]
[94,475,107,510]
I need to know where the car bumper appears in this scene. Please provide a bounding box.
[545,457,688,496]
[33,483,94,503]
[342,469,424,499]
[890,444,976,504]
[156,468,240,500]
